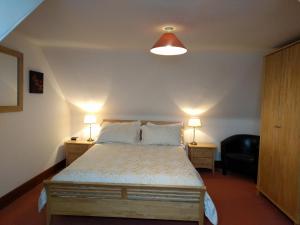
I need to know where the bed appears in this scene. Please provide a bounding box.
[39,120,217,225]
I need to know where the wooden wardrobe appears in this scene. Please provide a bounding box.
[258,41,300,225]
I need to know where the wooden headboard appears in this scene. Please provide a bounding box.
[102,119,183,126]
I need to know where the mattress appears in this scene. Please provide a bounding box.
[39,143,218,225]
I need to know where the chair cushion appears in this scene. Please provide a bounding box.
[226,153,255,163]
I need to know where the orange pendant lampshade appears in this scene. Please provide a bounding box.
[150,27,187,56]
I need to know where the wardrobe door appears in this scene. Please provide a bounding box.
[277,43,300,223]
[258,50,284,200]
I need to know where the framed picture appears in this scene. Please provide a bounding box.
[29,70,43,93]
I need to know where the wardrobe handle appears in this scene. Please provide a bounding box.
[274,125,282,128]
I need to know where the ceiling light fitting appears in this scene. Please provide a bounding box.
[150,26,187,56]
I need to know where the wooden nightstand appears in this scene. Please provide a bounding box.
[64,140,95,166]
[188,143,217,173]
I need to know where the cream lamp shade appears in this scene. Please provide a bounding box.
[84,115,97,124]
[188,118,201,127]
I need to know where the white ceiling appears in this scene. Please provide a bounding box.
[16,0,300,51]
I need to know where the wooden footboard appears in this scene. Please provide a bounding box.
[44,180,206,225]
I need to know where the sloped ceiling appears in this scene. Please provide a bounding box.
[9,0,300,119]
[0,0,43,41]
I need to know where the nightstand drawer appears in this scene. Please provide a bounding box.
[190,148,213,158]
[191,157,213,168]
[64,141,95,166]
[66,144,92,153]
[66,152,83,164]
[188,143,216,173]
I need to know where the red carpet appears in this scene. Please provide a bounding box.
[0,170,293,225]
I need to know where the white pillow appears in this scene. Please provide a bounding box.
[141,123,182,146]
[97,121,140,144]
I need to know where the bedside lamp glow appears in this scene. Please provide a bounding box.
[188,118,202,145]
[84,115,96,142]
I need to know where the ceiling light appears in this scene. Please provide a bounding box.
[150,26,187,56]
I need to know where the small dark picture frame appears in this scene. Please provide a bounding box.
[29,70,44,93]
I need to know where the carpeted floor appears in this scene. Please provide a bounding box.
[0,170,293,225]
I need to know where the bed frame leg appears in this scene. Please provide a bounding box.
[198,217,204,225]
[198,206,204,225]
[46,212,52,225]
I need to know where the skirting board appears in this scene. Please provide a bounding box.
[0,160,65,209]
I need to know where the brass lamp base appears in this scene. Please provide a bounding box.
[190,141,197,145]
[87,137,94,142]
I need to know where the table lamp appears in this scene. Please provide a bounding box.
[188,118,202,145]
[84,115,97,142]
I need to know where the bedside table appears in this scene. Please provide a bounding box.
[64,140,95,166]
[188,143,217,173]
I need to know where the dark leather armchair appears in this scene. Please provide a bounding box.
[221,134,260,180]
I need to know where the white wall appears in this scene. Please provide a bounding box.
[0,0,44,41]
[0,32,70,197]
[42,47,264,159]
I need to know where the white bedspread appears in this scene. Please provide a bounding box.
[39,143,218,225]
